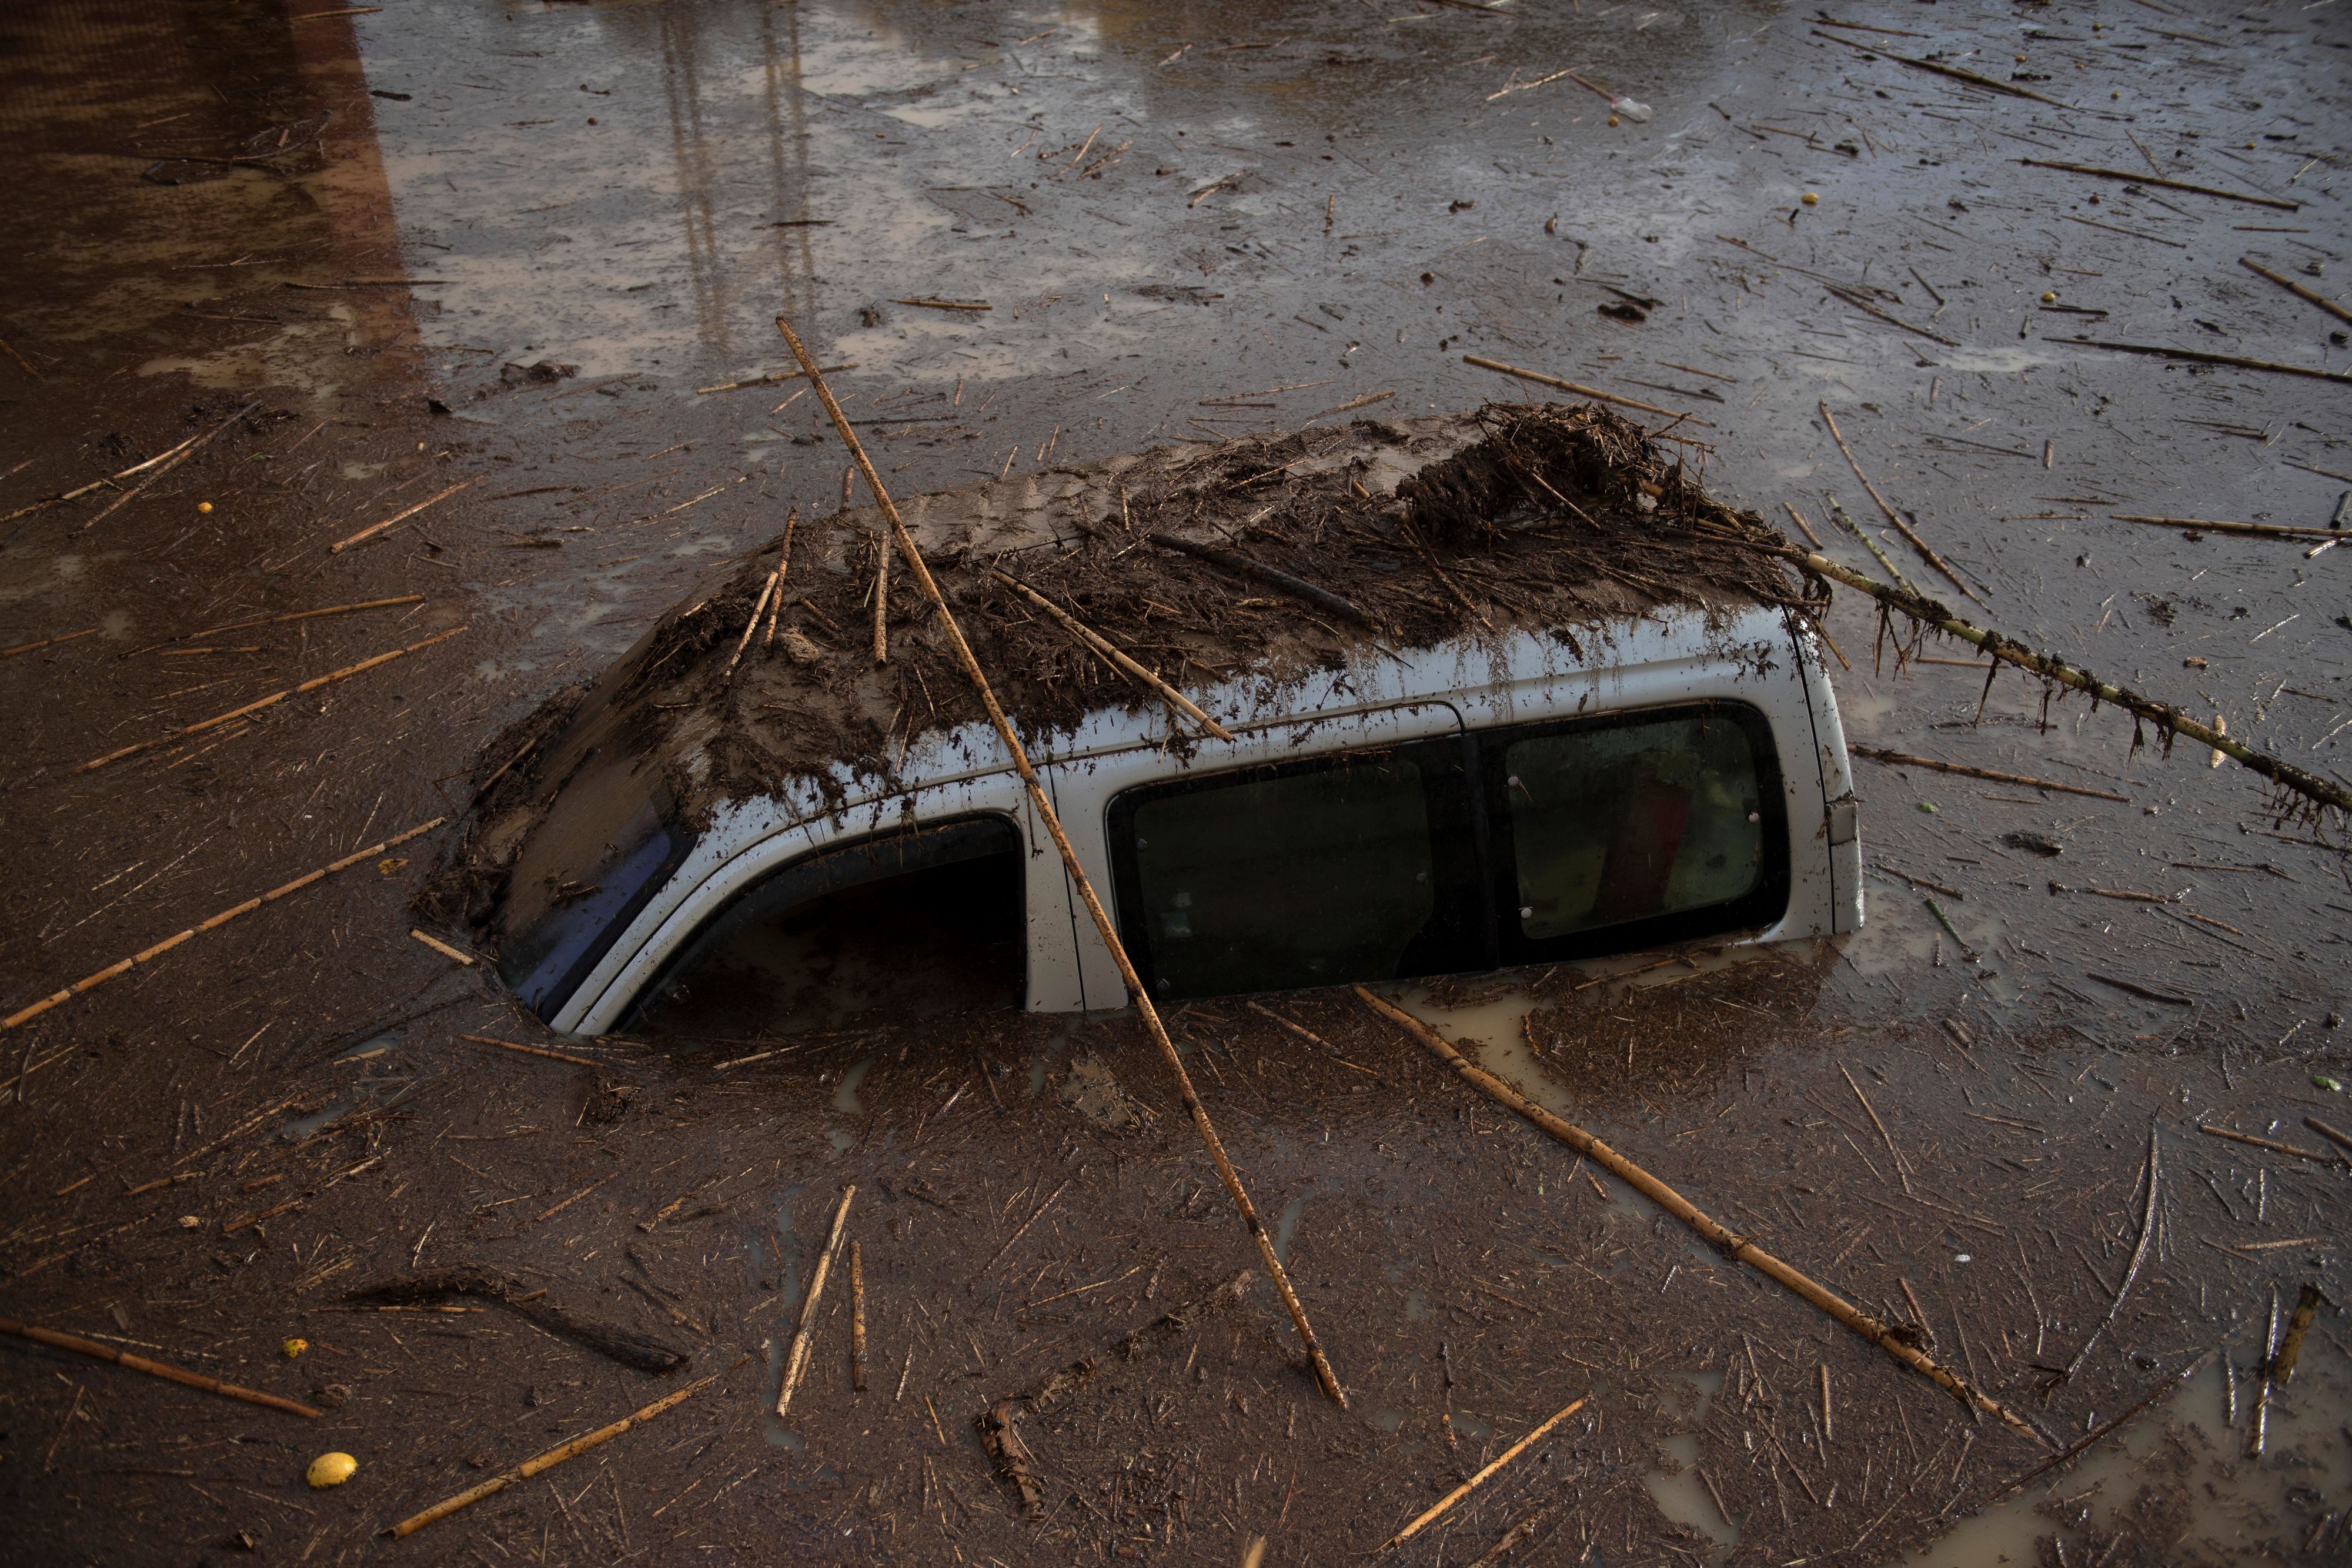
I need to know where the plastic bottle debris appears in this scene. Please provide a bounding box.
[1564,71,1651,123]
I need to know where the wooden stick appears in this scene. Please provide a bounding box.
[2105,513,2343,541]
[777,1185,855,1417]
[2050,1123,2159,1389]
[2197,1124,2346,1168]
[2066,337,2352,386]
[766,509,797,652]
[183,594,425,641]
[870,527,890,664]
[457,1033,600,1068]
[409,929,475,966]
[3,816,446,1031]
[2019,159,2299,211]
[1379,1393,1590,1549]
[1775,547,2352,817]
[1816,36,2069,107]
[1989,1349,2215,1500]
[777,313,1348,1409]
[724,520,794,681]
[387,1370,721,1536]
[1819,402,1978,602]
[1849,746,2130,803]
[1355,987,2044,1441]
[75,401,262,533]
[75,626,466,771]
[1462,354,1715,427]
[2239,257,2352,326]
[328,478,476,553]
[0,1315,319,1418]
[1781,501,1823,550]
[849,1240,868,1393]
[991,569,1234,741]
[1147,533,1381,630]
[1464,1489,1572,1568]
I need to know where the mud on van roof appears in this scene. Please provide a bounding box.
[423,402,1818,938]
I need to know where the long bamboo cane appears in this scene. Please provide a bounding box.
[774,313,1348,1408]
[0,1316,319,1417]
[1355,988,2045,1442]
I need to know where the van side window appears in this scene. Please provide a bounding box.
[624,816,1024,1040]
[1488,705,1786,958]
[1107,738,1486,1000]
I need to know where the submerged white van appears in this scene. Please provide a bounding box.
[447,407,1863,1041]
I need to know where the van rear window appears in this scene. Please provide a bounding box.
[1502,711,1768,941]
[1106,702,1786,1001]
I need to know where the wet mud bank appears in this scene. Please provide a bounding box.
[2,0,2350,1564]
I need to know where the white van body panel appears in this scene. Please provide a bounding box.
[554,603,1862,1034]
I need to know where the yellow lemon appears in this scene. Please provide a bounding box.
[1800,192,1819,205]
[197,502,213,514]
[306,1452,358,1489]
[283,1338,309,1359]
[2040,292,2057,303]
[1607,115,1619,126]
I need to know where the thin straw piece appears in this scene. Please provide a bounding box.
[1819,402,1979,601]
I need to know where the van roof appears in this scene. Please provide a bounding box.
[428,402,1815,945]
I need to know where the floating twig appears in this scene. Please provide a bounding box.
[724,511,795,681]
[1463,354,1716,426]
[2305,1116,2352,1159]
[1357,988,2044,1440]
[76,626,466,771]
[457,1032,599,1068]
[2250,1288,2280,1457]
[2046,1123,2159,1392]
[1147,533,1381,630]
[1850,745,2129,803]
[991,569,1234,741]
[2106,513,2343,542]
[2067,338,2352,386]
[0,1315,318,1418]
[776,312,1348,1408]
[694,362,855,394]
[890,297,990,312]
[3,817,445,1031]
[2198,1124,2345,1168]
[1989,1350,2215,1500]
[849,1240,868,1393]
[387,1369,723,1537]
[181,594,425,641]
[2019,159,2298,211]
[777,1185,856,1417]
[2087,972,2196,1007]
[1379,1393,1591,1550]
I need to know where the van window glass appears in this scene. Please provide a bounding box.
[1499,708,1773,944]
[1109,737,1483,1000]
[499,792,696,1022]
[624,817,1023,1041]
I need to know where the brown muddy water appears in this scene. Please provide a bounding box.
[2,1,2349,1564]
